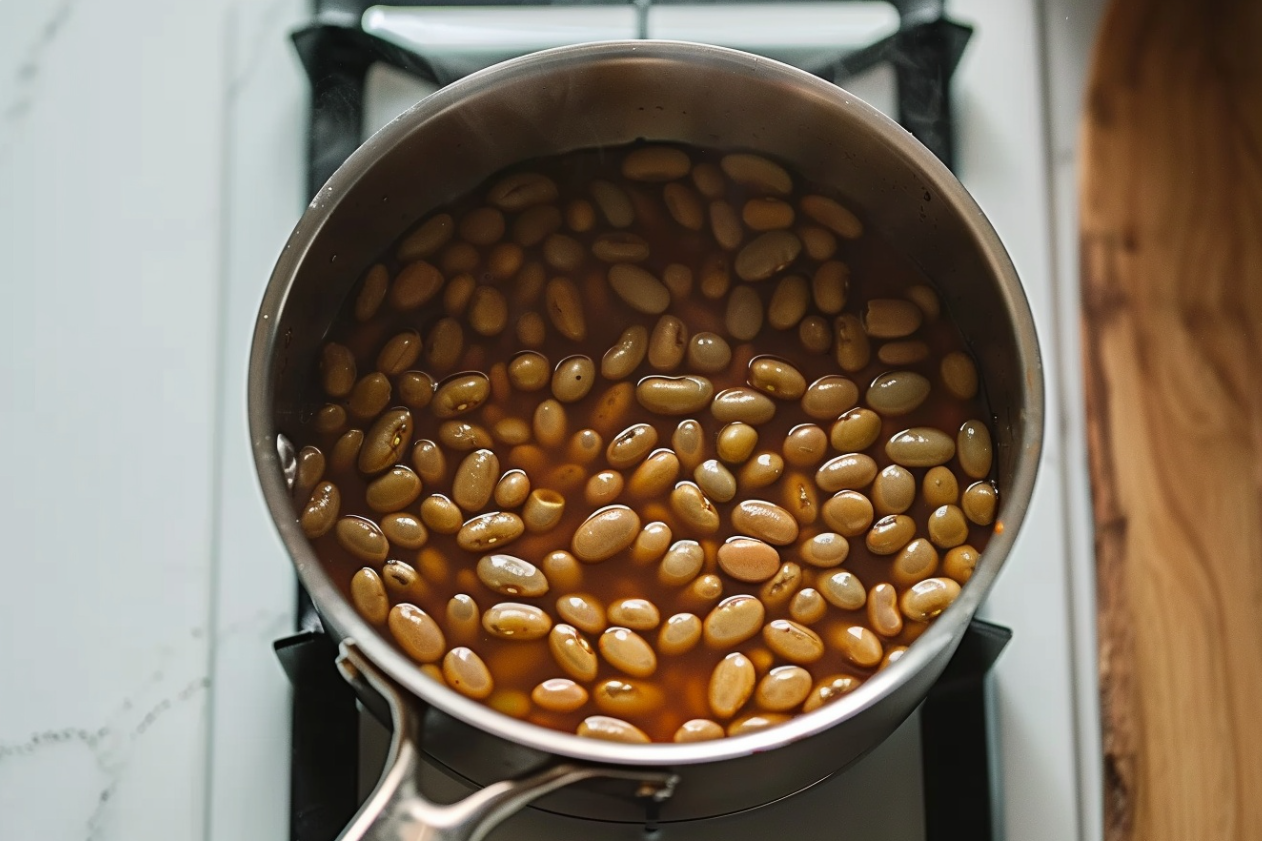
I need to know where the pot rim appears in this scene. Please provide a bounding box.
[249,39,1043,767]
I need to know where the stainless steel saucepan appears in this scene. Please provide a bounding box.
[249,40,1042,841]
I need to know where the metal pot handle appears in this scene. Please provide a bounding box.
[335,641,679,841]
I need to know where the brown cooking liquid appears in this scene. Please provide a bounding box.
[285,143,995,742]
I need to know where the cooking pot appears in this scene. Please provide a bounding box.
[249,40,1042,841]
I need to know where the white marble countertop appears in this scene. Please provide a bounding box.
[0,2,1103,839]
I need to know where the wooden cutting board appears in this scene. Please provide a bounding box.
[1080,1,1262,839]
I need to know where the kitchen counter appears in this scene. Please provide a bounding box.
[0,2,1102,839]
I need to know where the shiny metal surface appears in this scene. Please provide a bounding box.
[249,40,1042,827]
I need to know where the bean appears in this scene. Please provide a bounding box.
[699,252,732,299]
[486,171,558,211]
[382,560,427,602]
[655,182,703,231]
[871,465,915,515]
[798,224,837,260]
[816,453,878,492]
[424,317,464,372]
[590,382,635,436]
[941,351,979,400]
[709,200,744,251]
[593,232,651,264]
[670,719,724,745]
[572,505,641,562]
[418,494,461,535]
[763,619,825,664]
[886,427,956,467]
[782,424,827,469]
[891,538,939,587]
[868,584,904,638]
[636,375,715,415]
[374,332,420,377]
[436,595,479,646]
[395,374,433,415]
[410,439,445,485]
[628,449,681,499]
[901,577,962,621]
[790,588,827,624]
[867,370,931,416]
[726,285,764,341]
[467,285,508,337]
[593,331,646,386]
[354,264,390,322]
[767,275,809,330]
[672,419,706,472]
[596,267,668,320]
[962,481,997,525]
[335,515,388,562]
[734,231,802,282]
[623,146,691,181]
[715,536,778,582]
[631,522,673,566]
[456,511,524,552]
[475,553,548,598]
[443,273,476,315]
[728,713,791,736]
[928,504,969,549]
[759,561,803,609]
[577,716,650,743]
[348,567,389,625]
[480,602,551,641]
[546,355,593,404]
[732,500,798,546]
[492,418,531,447]
[943,545,979,584]
[683,573,724,609]
[431,372,490,419]
[606,423,658,469]
[398,213,452,262]
[781,472,819,526]
[670,481,721,535]
[440,647,494,700]
[866,514,916,555]
[703,595,766,648]
[458,206,505,246]
[800,376,858,422]
[608,598,661,631]
[742,196,795,230]
[799,532,849,568]
[319,343,356,398]
[543,233,585,271]
[509,206,560,249]
[599,627,657,678]
[923,466,960,507]
[799,194,862,238]
[864,298,923,339]
[821,490,874,537]
[389,261,445,312]
[958,420,993,479]
[684,160,723,197]
[878,340,930,365]
[714,423,755,464]
[366,465,423,513]
[709,652,756,719]
[544,277,586,341]
[508,351,550,392]
[532,399,568,448]
[416,547,451,585]
[808,261,848,316]
[388,604,446,663]
[756,665,813,712]
[882,646,909,670]
[830,624,884,669]
[649,612,705,662]
[300,481,340,538]
[694,459,737,503]
[594,679,665,717]
[293,446,326,505]
[663,263,693,299]
[585,470,624,507]
[658,540,705,587]
[833,313,870,373]
[380,513,427,552]
[542,623,598,681]
[712,387,776,424]
[802,674,861,712]
[900,283,939,321]
[721,153,792,195]
[556,594,605,635]
[799,315,832,354]
[532,678,588,713]
[648,315,688,371]
[747,356,806,401]
[438,420,492,451]
[820,570,867,610]
[540,550,583,588]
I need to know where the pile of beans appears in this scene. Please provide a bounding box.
[286,143,998,744]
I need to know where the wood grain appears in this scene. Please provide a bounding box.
[1081,1,1262,839]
